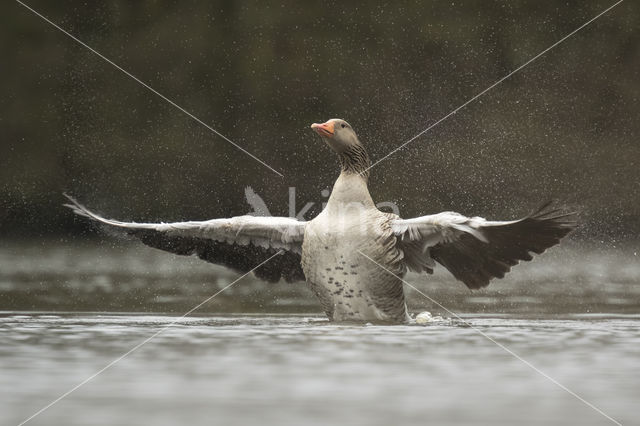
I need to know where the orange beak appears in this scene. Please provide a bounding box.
[311,120,335,138]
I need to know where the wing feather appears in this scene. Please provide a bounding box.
[392,202,577,289]
[64,194,306,283]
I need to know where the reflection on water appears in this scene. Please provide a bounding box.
[1,314,639,426]
[1,241,639,425]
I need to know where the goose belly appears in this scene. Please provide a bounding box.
[301,216,409,323]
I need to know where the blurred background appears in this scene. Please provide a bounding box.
[0,0,638,313]
[2,0,638,239]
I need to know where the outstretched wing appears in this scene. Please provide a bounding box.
[64,195,306,283]
[391,203,577,289]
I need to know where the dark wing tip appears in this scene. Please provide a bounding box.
[433,201,578,290]
[529,201,579,226]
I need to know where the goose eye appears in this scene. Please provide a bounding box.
[341,123,346,128]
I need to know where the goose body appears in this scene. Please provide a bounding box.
[65,118,577,324]
[302,173,408,322]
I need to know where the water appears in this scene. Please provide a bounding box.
[2,313,638,426]
[2,240,639,314]
[1,241,639,425]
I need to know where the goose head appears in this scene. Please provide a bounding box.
[311,118,371,177]
[311,118,358,154]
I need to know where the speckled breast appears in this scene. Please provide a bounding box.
[301,208,409,323]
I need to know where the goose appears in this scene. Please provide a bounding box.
[64,118,576,323]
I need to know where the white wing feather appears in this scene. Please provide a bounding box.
[64,194,305,253]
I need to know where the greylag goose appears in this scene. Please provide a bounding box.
[65,118,576,323]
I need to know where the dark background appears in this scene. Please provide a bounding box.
[2,0,638,241]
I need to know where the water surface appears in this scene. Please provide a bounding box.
[1,242,639,425]
[2,313,638,426]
